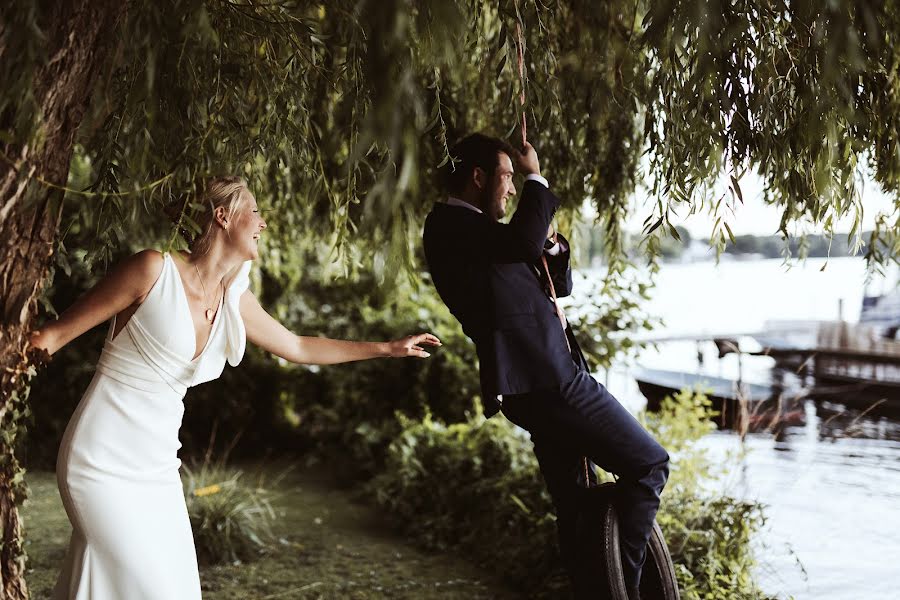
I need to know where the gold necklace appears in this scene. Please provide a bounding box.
[193,264,222,322]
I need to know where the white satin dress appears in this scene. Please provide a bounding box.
[53,252,252,600]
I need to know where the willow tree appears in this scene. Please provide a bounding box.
[2,0,899,596]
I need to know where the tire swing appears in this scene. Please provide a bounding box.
[510,8,680,600]
[589,483,679,600]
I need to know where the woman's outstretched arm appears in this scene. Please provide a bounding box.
[29,250,164,356]
[240,291,441,365]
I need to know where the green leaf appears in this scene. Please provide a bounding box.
[668,223,681,241]
[730,175,743,204]
[644,217,664,236]
[724,222,736,245]
[509,493,531,514]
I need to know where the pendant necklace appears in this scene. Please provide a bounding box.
[194,264,222,322]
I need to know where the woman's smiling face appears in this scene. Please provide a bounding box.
[227,193,267,261]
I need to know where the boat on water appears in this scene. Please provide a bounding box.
[860,266,900,337]
[749,277,900,413]
[632,270,899,425]
[633,367,806,430]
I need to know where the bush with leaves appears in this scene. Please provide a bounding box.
[369,389,776,600]
[273,271,480,478]
[370,410,570,597]
[643,390,773,600]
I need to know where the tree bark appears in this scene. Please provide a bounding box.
[0,2,125,598]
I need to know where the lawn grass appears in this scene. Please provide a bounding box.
[23,461,523,599]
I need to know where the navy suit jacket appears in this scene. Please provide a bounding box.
[423,180,584,417]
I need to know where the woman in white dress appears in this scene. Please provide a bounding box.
[29,176,441,600]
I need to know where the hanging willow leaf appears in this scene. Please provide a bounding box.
[730,175,743,204]
[495,53,507,80]
[644,216,664,235]
[724,221,736,245]
[668,223,681,241]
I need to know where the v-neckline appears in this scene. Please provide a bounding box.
[167,253,224,363]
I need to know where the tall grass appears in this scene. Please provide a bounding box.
[182,462,279,564]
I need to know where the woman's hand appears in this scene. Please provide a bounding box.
[386,333,442,358]
[26,330,55,368]
[28,329,54,353]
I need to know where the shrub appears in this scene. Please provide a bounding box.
[642,389,773,600]
[370,410,570,597]
[369,389,776,599]
[182,462,278,565]
[274,272,482,477]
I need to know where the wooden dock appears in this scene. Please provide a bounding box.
[751,318,900,413]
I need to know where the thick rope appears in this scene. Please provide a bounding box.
[514,15,527,150]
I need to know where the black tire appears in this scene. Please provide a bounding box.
[589,482,680,600]
[599,485,629,600]
[639,521,680,600]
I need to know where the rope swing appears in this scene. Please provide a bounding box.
[514,9,528,151]
[512,3,593,486]
[508,11,682,599]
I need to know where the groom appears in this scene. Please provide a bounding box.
[423,133,669,600]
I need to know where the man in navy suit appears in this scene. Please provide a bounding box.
[423,133,669,600]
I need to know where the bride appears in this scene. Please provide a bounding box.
[29,176,441,600]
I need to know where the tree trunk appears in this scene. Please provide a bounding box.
[0,2,125,598]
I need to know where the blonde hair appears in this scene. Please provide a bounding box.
[171,176,252,257]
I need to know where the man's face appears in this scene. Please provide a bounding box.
[479,152,517,221]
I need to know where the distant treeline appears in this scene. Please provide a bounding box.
[721,232,861,259]
[577,224,874,263]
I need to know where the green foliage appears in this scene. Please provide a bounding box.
[642,389,719,494]
[182,462,278,565]
[0,339,49,588]
[269,270,481,477]
[565,269,659,370]
[659,492,770,600]
[369,388,775,599]
[17,0,900,469]
[640,1,900,264]
[6,1,898,277]
[370,412,569,598]
[248,256,657,478]
[643,391,773,599]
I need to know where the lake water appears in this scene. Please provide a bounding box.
[577,257,899,600]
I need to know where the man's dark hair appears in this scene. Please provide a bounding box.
[443,133,516,195]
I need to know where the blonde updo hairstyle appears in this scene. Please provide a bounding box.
[169,176,253,257]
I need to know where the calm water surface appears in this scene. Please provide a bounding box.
[579,257,899,600]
